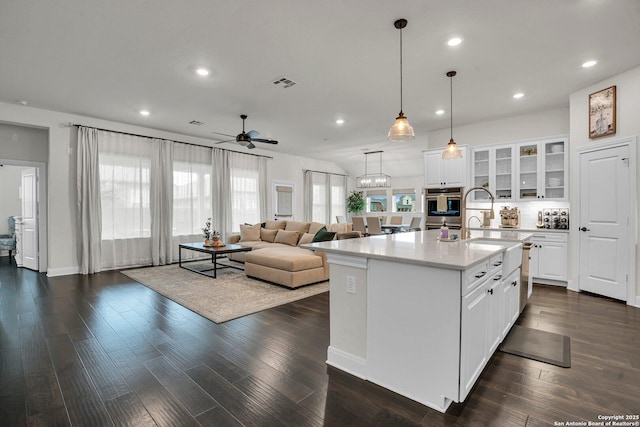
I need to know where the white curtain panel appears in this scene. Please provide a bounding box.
[229,151,261,232]
[172,143,213,261]
[330,174,347,222]
[76,126,102,274]
[212,148,232,241]
[98,131,154,269]
[151,138,173,265]
[303,170,347,224]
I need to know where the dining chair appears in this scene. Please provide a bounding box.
[366,216,385,235]
[336,215,347,223]
[351,216,367,235]
[409,216,422,231]
[390,216,403,225]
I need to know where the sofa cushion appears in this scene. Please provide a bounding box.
[274,229,299,246]
[246,247,323,272]
[312,226,336,242]
[264,220,286,230]
[240,223,261,242]
[298,232,315,246]
[308,222,326,235]
[284,220,311,235]
[260,228,278,243]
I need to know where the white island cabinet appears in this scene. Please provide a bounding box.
[303,229,531,413]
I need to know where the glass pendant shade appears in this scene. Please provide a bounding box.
[442,138,463,159]
[388,112,415,142]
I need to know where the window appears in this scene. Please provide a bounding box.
[304,171,347,223]
[172,161,211,236]
[392,188,417,213]
[100,152,151,240]
[366,190,388,213]
[230,167,260,231]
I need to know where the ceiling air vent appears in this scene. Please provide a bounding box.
[189,120,204,126]
[271,76,297,89]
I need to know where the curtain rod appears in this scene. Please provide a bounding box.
[69,123,273,159]
[304,169,349,177]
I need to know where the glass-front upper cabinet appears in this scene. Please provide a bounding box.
[517,143,539,200]
[471,148,491,201]
[471,145,516,202]
[494,145,515,201]
[516,138,568,201]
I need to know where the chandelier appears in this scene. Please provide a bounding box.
[356,151,391,188]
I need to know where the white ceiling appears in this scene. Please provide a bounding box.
[1,0,640,177]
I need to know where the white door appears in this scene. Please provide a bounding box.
[21,168,39,271]
[578,145,630,301]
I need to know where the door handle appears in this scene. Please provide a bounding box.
[579,226,590,232]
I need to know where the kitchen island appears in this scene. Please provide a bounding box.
[303,229,532,413]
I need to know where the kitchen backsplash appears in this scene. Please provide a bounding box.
[466,200,569,230]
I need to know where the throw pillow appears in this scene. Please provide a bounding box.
[312,226,337,242]
[274,229,299,246]
[239,223,261,242]
[297,232,315,246]
[260,228,278,243]
[308,222,326,235]
[264,220,286,230]
[284,220,311,235]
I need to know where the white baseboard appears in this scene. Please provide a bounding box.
[47,266,80,277]
[326,346,367,380]
[633,295,640,308]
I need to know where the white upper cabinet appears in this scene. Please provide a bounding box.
[424,146,468,188]
[471,145,515,202]
[516,138,568,201]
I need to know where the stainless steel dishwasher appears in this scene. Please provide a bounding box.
[520,241,534,312]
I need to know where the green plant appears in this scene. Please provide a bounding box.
[346,191,365,214]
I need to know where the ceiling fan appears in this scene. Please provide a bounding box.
[212,114,279,149]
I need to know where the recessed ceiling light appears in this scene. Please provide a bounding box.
[513,93,524,99]
[582,60,597,68]
[435,109,445,115]
[336,119,345,125]
[447,37,463,47]
[140,110,150,116]
[196,68,210,76]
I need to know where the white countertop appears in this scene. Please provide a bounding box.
[302,229,532,271]
[469,226,569,233]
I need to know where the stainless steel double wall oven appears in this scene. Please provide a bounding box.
[424,187,463,230]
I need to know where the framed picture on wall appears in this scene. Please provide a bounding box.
[589,85,616,139]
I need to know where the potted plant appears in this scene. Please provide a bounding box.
[202,218,220,246]
[346,191,365,216]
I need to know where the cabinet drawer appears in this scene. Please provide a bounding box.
[463,261,489,295]
[489,253,503,273]
[531,232,568,243]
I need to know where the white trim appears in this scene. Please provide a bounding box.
[0,158,48,273]
[326,253,368,269]
[572,137,637,306]
[47,266,80,277]
[633,295,640,308]
[326,346,367,380]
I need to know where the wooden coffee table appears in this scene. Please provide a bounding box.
[178,242,251,278]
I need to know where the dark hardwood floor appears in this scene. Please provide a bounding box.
[1,258,639,426]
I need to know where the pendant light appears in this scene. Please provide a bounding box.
[356,151,391,188]
[442,70,463,159]
[388,19,415,142]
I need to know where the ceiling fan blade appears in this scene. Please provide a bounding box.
[246,142,256,149]
[214,139,235,144]
[246,130,260,138]
[211,131,236,138]
[252,138,278,144]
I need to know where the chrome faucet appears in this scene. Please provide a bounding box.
[462,187,495,239]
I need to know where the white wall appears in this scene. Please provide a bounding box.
[0,165,24,234]
[569,65,640,301]
[0,101,346,275]
[0,122,48,162]
[427,107,570,150]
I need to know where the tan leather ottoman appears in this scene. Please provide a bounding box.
[245,247,327,288]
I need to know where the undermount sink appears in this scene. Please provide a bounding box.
[466,239,523,275]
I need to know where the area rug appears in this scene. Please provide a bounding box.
[121,262,329,324]
[500,325,571,368]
